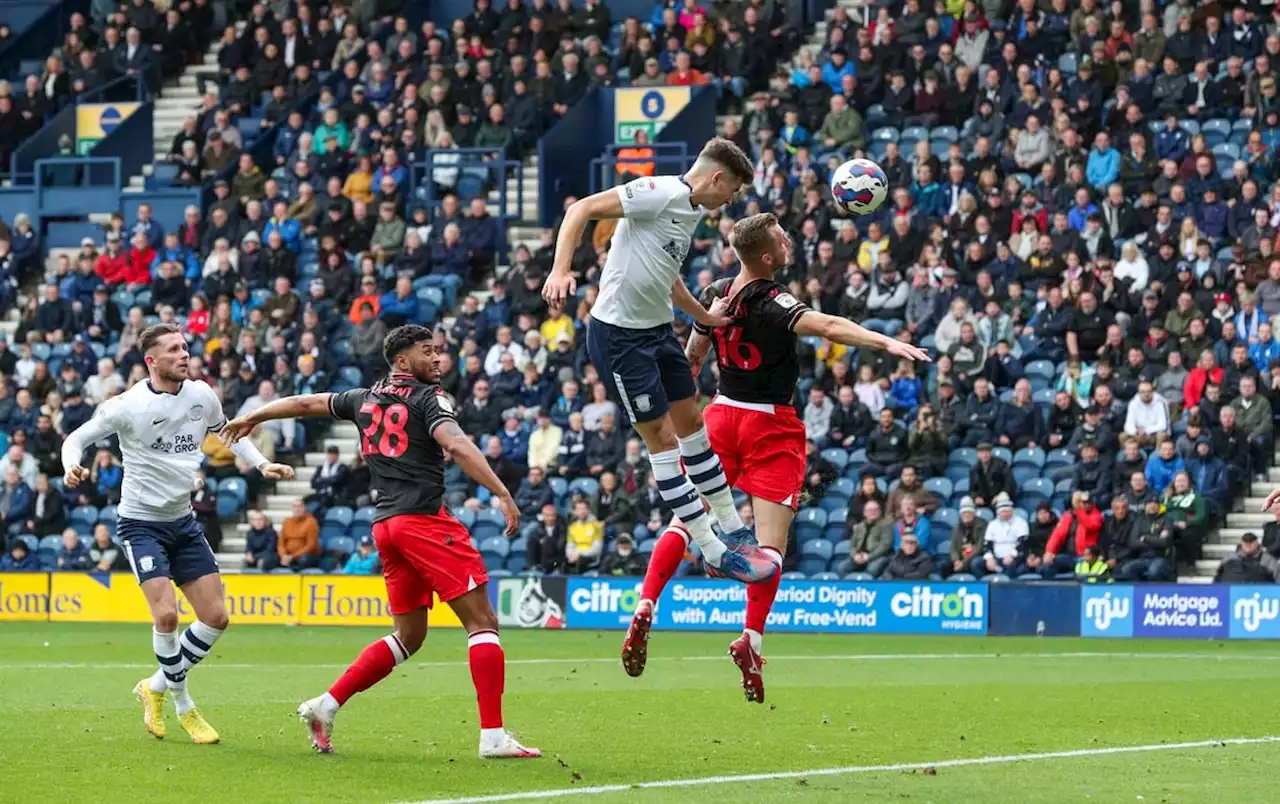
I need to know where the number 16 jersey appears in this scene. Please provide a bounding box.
[329,372,457,522]
[695,278,812,405]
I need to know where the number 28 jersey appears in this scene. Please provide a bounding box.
[329,373,456,522]
[695,278,812,406]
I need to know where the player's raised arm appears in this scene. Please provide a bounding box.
[431,419,520,537]
[542,190,626,306]
[792,311,933,363]
[60,403,123,488]
[219,393,337,444]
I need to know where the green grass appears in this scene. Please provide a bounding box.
[2,624,1279,803]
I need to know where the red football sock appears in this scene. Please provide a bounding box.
[641,525,690,604]
[329,634,411,706]
[468,630,505,729]
[744,547,784,635]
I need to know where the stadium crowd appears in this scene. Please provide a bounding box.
[2,0,1280,585]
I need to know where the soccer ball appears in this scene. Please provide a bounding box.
[829,158,889,216]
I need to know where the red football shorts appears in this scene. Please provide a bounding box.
[703,396,807,510]
[372,508,489,615]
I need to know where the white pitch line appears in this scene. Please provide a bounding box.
[398,735,1280,804]
[6,651,1280,670]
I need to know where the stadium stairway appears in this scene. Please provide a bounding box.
[126,27,242,193]
[1207,462,1280,582]
[801,0,867,59]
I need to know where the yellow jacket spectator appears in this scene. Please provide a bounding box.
[1075,546,1112,583]
[565,499,604,573]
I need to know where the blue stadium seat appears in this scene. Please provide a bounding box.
[824,508,848,541]
[952,477,970,497]
[832,539,852,562]
[568,477,599,499]
[1213,142,1240,162]
[950,573,978,582]
[826,477,855,500]
[215,495,241,518]
[69,506,99,527]
[799,538,834,576]
[1057,52,1078,74]
[1012,464,1042,486]
[1019,477,1054,506]
[811,572,842,581]
[549,477,568,505]
[1024,360,1055,381]
[923,477,952,503]
[781,571,807,580]
[320,524,348,546]
[984,573,1012,583]
[16,534,37,552]
[352,507,375,525]
[220,477,247,504]
[1044,448,1073,472]
[793,508,827,542]
[931,508,959,530]
[871,127,900,142]
[951,447,978,467]
[820,448,849,470]
[848,447,867,465]
[505,554,527,573]
[300,567,327,575]
[270,567,295,574]
[509,536,527,555]
[975,508,995,522]
[335,366,363,392]
[479,536,510,557]
[454,508,477,528]
[900,126,929,147]
[945,464,970,484]
[97,505,117,525]
[1201,118,1231,147]
[1013,447,1045,468]
[992,446,1014,466]
[844,572,875,581]
[472,509,506,542]
[1177,119,1200,136]
[930,125,959,143]
[323,535,353,557]
[347,522,372,541]
[324,507,354,528]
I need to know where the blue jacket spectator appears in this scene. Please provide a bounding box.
[1086,141,1120,188]
[244,519,279,569]
[461,201,499,266]
[0,474,33,525]
[1067,200,1099,233]
[909,178,947,219]
[1196,195,1228,239]
[56,534,92,571]
[1250,336,1280,371]
[153,242,200,281]
[67,269,104,310]
[549,391,583,429]
[343,540,380,574]
[1,543,39,571]
[1145,448,1185,494]
[431,238,470,277]
[1155,124,1188,162]
[515,472,555,519]
[379,281,420,327]
[499,422,530,466]
[995,398,1043,446]
[131,215,165,250]
[1187,448,1229,509]
[891,514,930,550]
[9,222,38,274]
[264,216,302,252]
[274,117,306,165]
[821,55,854,92]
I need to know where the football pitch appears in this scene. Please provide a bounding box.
[3,624,1278,803]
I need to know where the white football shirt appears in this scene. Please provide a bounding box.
[61,380,226,521]
[591,175,707,329]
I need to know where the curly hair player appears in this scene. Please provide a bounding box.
[627,213,931,703]
[220,325,540,759]
[60,323,295,744]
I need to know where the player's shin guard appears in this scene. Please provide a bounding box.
[677,428,744,533]
[467,630,505,731]
[328,634,413,707]
[641,525,691,605]
[650,448,725,562]
[178,621,224,674]
[743,547,784,651]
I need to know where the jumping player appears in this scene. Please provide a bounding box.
[219,325,540,759]
[59,322,295,743]
[542,137,777,584]
[626,213,931,702]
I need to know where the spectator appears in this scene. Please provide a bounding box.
[1145,438,1185,495]
[1124,381,1170,447]
[1044,491,1104,578]
[527,504,567,574]
[842,498,892,577]
[527,411,563,472]
[1071,440,1114,509]
[1214,532,1274,583]
[1163,470,1207,566]
[515,466,555,521]
[865,407,909,478]
[885,465,939,517]
[1,540,38,571]
[56,528,90,571]
[881,530,933,580]
[950,495,988,576]
[981,493,1029,577]
[599,533,647,576]
[88,524,125,572]
[565,498,604,573]
[1074,544,1112,583]
[0,467,33,532]
[592,471,633,536]
[969,441,1013,508]
[308,446,351,510]
[277,499,320,571]
[25,472,65,536]
[802,385,834,445]
[1232,375,1274,477]
[1116,496,1175,582]
[342,536,380,575]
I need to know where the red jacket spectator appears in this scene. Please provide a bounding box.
[1184,365,1223,409]
[125,246,156,285]
[94,248,129,285]
[1011,204,1049,235]
[1046,501,1104,556]
[667,68,708,86]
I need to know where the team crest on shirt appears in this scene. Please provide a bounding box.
[635,395,652,413]
[186,404,205,422]
[140,556,154,572]
[436,393,454,414]
[773,292,800,309]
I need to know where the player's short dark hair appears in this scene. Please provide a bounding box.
[698,137,753,186]
[383,324,434,368]
[728,213,779,261]
[138,322,183,354]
